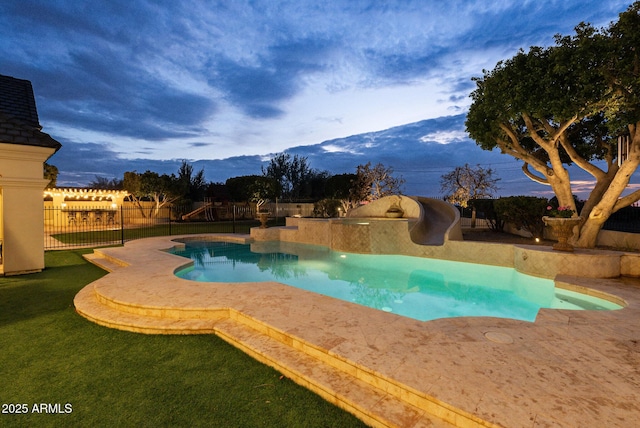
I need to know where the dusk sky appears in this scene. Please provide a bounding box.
[1,1,636,196]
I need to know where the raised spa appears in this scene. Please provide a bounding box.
[170,241,622,322]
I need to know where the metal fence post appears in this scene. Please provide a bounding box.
[121,205,125,245]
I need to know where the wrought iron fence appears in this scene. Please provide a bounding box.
[603,204,640,233]
[44,200,639,250]
[44,205,272,250]
[458,217,491,229]
[457,206,492,229]
[456,200,640,233]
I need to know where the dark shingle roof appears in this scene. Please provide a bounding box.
[0,74,61,151]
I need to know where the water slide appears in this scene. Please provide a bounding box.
[408,196,462,245]
[346,195,462,246]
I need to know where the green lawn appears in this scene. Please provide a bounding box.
[0,250,365,427]
[50,219,282,245]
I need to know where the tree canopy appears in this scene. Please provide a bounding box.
[123,170,181,218]
[262,153,318,201]
[175,160,206,203]
[440,163,500,208]
[350,162,405,203]
[44,162,58,188]
[465,2,640,247]
[88,175,124,190]
[225,175,279,211]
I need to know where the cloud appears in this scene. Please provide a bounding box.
[420,130,468,145]
[1,1,217,141]
[50,113,639,201]
[188,142,213,149]
[321,144,361,155]
[2,0,634,179]
[207,37,332,119]
[42,47,216,139]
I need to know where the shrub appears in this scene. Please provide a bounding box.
[313,199,343,218]
[469,198,504,231]
[494,196,548,238]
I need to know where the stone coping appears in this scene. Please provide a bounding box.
[74,234,640,427]
[253,219,639,279]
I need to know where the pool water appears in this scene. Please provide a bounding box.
[170,241,622,323]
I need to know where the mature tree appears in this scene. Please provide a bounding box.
[123,171,146,217]
[88,175,124,190]
[440,163,500,227]
[249,176,279,212]
[227,175,273,201]
[226,175,279,211]
[466,2,640,248]
[123,170,181,218]
[205,182,229,201]
[175,160,206,203]
[440,163,499,206]
[350,162,405,204]
[303,169,331,200]
[326,173,358,212]
[262,153,313,201]
[44,162,58,188]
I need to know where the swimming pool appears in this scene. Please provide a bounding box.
[170,241,622,322]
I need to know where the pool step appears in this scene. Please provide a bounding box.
[212,318,454,428]
[84,251,129,272]
[74,285,219,334]
[75,285,456,427]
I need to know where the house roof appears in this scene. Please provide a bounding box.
[0,74,62,151]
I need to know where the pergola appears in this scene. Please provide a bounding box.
[44,187,129,209]
[44,188,130,226]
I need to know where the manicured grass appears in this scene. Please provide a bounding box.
[50,219,284,245]
[0,250,365,427]
[50,221,256,244]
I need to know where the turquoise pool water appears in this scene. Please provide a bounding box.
[170,241,622,322]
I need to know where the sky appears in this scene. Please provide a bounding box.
[1,0,636,196]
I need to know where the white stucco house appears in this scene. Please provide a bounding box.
[0,74,62,275]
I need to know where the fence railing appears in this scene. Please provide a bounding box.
[44,200,639,250]
[602,204,640,233]
[459,217,491,229]
[456,204,640,233]
[44,205,270,250]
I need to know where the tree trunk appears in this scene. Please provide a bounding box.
[131,197,148,218]
[529,147,576,210]
[575,218,605,248]
[579,171,616,220]
[579,133,640,247]
[471,206,477,228]
[547,174,575,210]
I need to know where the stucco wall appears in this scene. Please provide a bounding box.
[597,229,640,251]
[0,143,56,274]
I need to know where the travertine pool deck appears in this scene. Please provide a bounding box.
[75,234,640,427]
